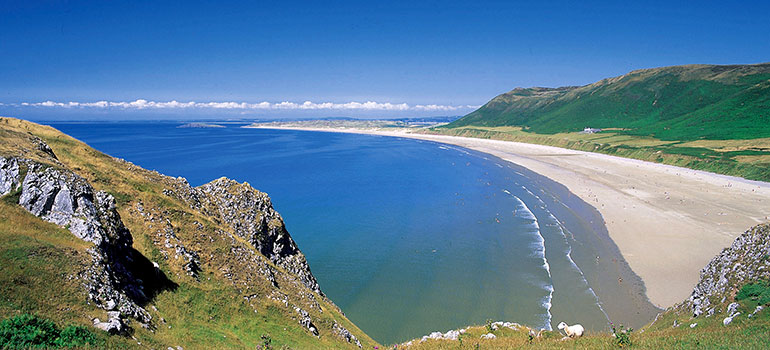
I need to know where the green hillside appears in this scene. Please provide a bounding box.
[449,63,770,141]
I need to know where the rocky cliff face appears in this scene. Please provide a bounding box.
[164,177,321,294]
[679,223,770,318]
[1,155,152,328]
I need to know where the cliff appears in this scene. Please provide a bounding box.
[0,117,370,349]
[678,223,770,318]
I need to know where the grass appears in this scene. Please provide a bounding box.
[0,314,103,348]
[736,280,770,305]
[449,64,770,141]
[397,301,770,349]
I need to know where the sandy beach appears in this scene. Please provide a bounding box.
[248,125,770,308]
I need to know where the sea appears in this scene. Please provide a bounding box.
[48,122,658,344]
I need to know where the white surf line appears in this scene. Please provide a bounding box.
[548,212,612,323]
[519,185,612,323]
[520,185,542,202]
[509,192,554,330]
[441,144,471,155]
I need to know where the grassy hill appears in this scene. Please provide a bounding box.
[449,63,770,141]
[430,63,770,181]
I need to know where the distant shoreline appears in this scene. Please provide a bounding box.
[177,122,226,128]
[245,124,770,308]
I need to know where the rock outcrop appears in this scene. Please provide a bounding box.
[3,156,329,336]
[164,177,321,294]
[680,223,770,318]
[1,155,152,325]
[0,157,21,195]
[92,311,125,334]
[332,322,363,348]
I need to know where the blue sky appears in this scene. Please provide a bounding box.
[1,0,769,119]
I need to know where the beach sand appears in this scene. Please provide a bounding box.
[247,126,770,308]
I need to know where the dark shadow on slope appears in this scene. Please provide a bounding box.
[121,247,178,305]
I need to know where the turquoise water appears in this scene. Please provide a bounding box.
[48,122,655,344]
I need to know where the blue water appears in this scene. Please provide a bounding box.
[48,122,631,344]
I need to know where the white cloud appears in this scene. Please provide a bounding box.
[15,99,475,112]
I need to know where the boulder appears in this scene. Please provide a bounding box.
[92,312,124,334]
[723,312,740,326]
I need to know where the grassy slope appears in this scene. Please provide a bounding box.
[0,200,135,349]
[403,287,770,349]
[0,117,375,349]
[431,63,770,181]
[450,63,770,141]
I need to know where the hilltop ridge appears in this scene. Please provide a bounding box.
[449,62,770,141]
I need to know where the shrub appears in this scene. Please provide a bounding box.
[0,314,59,348]
[736,280,770,305]
[611,323,633,348]
[55,325,100,347]
[257,333,273,350]
[0,314,102,348]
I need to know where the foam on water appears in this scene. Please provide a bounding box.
[442,145,471,155]
[508,191,554,330]
[503,186,612,322]
[519,186,611,323]
[547,212,611,322]
[521,185,542,202]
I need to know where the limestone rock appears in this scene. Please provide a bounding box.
[18,163,131,248]
[294,306,318,336]
[749,305,764,318]
[419,328,467,342]
[332,322,362,348]
[7,155,151,325]
[723,313,740,326]
[491,321,521,330]
[165,177,321,294]
[92,311,124,334]
[0,157,21,195]
[680,224,770,317]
